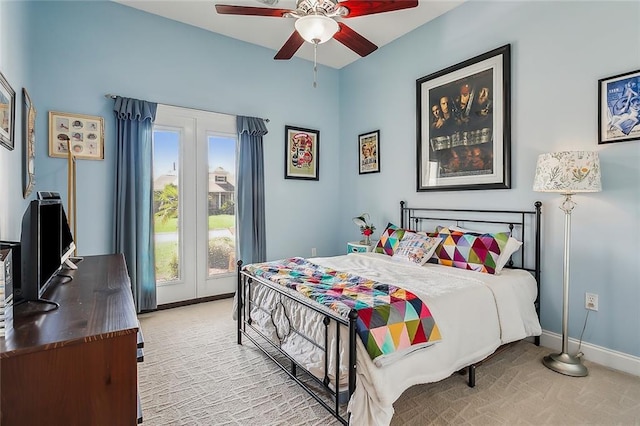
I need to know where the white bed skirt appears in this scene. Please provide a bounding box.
[238,252,541,426]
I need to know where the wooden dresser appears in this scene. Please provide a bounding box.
[0,254,142,425]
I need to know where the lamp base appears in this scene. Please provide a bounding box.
[542,352,588,377]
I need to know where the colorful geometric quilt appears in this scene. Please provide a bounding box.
[244,257,441,362]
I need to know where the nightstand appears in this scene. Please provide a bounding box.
[347,241,374,254]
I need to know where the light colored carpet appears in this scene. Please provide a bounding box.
[138,298,640,425]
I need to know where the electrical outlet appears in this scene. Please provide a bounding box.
[585,293,598,311]
[311,247,317,257]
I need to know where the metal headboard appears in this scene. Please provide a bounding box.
[400,201,542,321]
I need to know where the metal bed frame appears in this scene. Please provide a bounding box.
[236,201,542,425]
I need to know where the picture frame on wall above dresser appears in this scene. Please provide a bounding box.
[598,69,640,144]
[0,71,16,151]
[49,111,104,160]
[23,88,36,198]
[416,44,511,191]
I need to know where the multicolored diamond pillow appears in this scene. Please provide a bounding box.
[374,223,407,256]
[429,228,509,274]
[433,226,522,274]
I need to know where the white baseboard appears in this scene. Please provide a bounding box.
[540,330,640,377]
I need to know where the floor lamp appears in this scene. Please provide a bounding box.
[533,151,602,377]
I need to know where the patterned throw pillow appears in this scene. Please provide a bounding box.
[433,226,522,275]
[430,227,510,274]
[374,223,407,256]
[392,232,443,266]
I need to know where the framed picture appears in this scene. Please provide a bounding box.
[416,44,511,191]
[0,71,16,151]
[23,88,36,198]
[49,111,104,160]
[598,69,640,144]
[284,125,319,180]
[358,130,380,174]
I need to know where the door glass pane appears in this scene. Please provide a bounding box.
[207,135,236,276]
[153,129,180,284]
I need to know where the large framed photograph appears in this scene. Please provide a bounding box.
[284,125,319,180]
[358,130,380,174]
[598,69,640,144]
[0,71,16,151]
[417,44,511,191]
[49,111,104,160]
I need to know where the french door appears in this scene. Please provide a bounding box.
[152,104,237,305]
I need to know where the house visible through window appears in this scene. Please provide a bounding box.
[151,104,238,305]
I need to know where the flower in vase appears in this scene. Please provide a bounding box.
[353,213,375,244]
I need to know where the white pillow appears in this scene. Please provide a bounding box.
[391,232,443,266]
[449,225,483,233]
[495,237,523,274]
[449,225,505,235]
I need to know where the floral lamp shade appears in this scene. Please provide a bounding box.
[533,151,602,194]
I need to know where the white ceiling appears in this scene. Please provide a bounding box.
[114,0,464,69]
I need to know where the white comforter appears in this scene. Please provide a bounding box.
[243,252,541,426]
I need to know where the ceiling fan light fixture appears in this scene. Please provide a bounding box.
[294,15,339,44]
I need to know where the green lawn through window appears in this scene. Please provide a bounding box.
[154,214,236,282]
[154,214,235,233]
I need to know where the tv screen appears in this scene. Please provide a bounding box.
[18,197,75,306]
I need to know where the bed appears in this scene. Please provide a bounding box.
[235,201,542,425]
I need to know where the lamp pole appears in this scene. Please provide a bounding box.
[542,193,588,377]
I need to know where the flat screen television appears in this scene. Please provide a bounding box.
[17,194,75,308]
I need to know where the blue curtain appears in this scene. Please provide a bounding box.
[113,96,158,313]
[237,116,268,264]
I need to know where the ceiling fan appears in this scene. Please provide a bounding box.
[214,0,419,60]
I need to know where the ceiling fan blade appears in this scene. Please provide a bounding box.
[274,31,305,60]
[339,1,418,18]
[215,4,292,17]
[334,22,377,57]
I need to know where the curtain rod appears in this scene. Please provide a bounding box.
[104,93,269,122]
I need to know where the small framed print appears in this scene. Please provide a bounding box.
[284,125,319,180]
[358,130,380,174]
[49,111,104,160]
[0,70,16,151]
[23,88,36,198]
[598,69,640,144]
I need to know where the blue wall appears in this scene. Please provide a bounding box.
[339,1,640,358]
[0,1,32,240]
[24,1,342,260]
[0,1,638,360]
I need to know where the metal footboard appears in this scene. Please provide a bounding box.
[235,200,542,421]
[236,261,357,425]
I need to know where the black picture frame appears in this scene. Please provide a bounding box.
[358,130,380,174]
[416,44,511,191]
[284,125,320,181]
[598,69,640,144]
[0,71,16,151]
